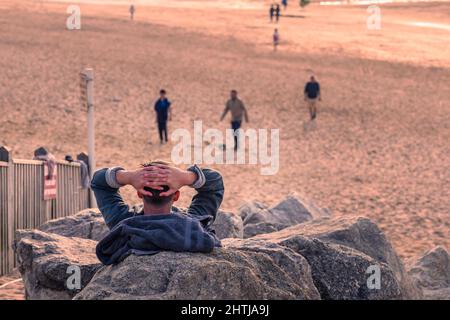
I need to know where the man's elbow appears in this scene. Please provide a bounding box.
[202,168,224,192]
[90,168,108,190]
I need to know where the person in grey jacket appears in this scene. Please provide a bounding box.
[91,161,224,232]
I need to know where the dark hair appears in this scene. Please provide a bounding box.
[160,89,166,94]
[141,160,173,207]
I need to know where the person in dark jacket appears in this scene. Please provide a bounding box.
[91,161,224,263]
[304,75,321,120]
[129,4,135,20]
[154,89,172,144]
[275,4,281,23]
[269,4,275,22]
[91,161,224,230]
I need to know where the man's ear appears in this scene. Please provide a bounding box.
[173,190,180,202]
[137,191,143,199]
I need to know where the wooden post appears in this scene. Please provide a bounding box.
[80,68,96,207]
[0,146,15,273]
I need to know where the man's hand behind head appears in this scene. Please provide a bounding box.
[150,164,197,197]
[116,166,168,197]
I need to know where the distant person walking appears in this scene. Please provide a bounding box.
[304,76,321,120]
[273,28,279,51]
[220,90,249,151]
[275,4,281,23]
[154,89,172,144]
[282,0,287,10]
[129,4,135,20]
[269,4,275,23]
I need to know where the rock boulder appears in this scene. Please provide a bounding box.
[238,200,268,221]
[254,216,421,299]
[74,239,320,300]
[213,210,244,239]
[253,216,422,299]
[241,194,329,238]
[407,246,450,299]
[14,229,101,300]
[39,209,109,241]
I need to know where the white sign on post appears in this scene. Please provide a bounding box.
[80,68,96,207]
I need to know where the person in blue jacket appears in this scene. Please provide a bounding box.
[154,89,172,144]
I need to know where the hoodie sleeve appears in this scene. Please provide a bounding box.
[186,166,224,228]
[91,167,134,229]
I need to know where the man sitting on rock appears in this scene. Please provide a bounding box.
[90,161,224,265]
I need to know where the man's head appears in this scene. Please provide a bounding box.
[230,89,238,100]
[159,89,166,99]
[137,160,179,212]
[310,75,315,82]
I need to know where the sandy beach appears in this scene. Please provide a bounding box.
[0,0,449,299]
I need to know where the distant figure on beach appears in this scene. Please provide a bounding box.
[282,0,287,10]
[304,76,321,120]
[129,4,135,20]
[220,90,249,151]
[269,4,275,23]
[154,89,172,144]
[275,4,281,23]
[273,28,279,51]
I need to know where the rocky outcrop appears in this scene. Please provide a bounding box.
[39,209,108,241]
[14,194,438,301]
[213,211,244,239]
[238,200,268,221]
[253,216,421,299]
[240,194,329,238]
[407,246,450,299]
[14,229,101,300]
[254,233,403,299]
[74,239,320,300]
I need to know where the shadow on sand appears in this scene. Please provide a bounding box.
[281,14,306,19]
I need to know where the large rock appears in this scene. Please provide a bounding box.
[74,239,320,300]
[241,222,285,239]
[253,216,417,299]
[213,210,243,239]
[255,216,421,299]
[238,200,268,221]
[241,194,329,238]
[14,229,101,300]
[260,235,402,299]
[407,246,450,299]
[39,209,109,241]
[13,201,427,301]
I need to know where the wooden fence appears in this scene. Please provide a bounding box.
[0,147,90,276]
